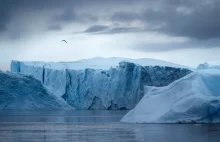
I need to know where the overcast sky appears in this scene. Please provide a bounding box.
[0,0,220,70]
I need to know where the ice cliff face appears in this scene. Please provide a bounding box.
[11,58,191,110]
[197,62,220,70]
[121,69,220,123]
[0,71,71,109]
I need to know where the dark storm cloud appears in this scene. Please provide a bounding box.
[0,0,220,49]
[0,0,71,35]
[1,0,218,39]
[0,0,100,38]
[0,1,18,32]
[0,11,7,32]
[0,0,79,12]
[110,0,220,40]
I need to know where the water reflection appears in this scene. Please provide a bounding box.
[0,123,144,142]
[0,110,128,123]
[0,110,220,142]
[140,124,220,142]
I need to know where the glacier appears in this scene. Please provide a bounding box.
[197,62,220,70]
[121,69,220,123]
[0,71,71,109]
[10,57,191,110]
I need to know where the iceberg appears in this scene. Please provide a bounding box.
[197,62,220,70]
[10,57,191,110]
[121,69,220,123]
[0,71,71,109]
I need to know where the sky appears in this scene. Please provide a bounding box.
[0,0,220,70]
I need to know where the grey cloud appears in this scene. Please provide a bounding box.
[131,38,220,52]
[49,9,98,25]
[111,12,140,22]
[0,12,7,32]
[1,0,220,43]
[48,24,62,31]
[132,43,189,52]
[0,0,69,37]
[0,1,18,32]
[0,0,99,39]
[84,25,109,33]
[82,25,144,34]
[54,9,79,23]
[110,0,220,40]
[102,27,143,34]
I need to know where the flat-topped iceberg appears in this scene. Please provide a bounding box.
[10,57,191,110]
[11,57,190,71]
[0,71,71,109]
[121,69,220,123]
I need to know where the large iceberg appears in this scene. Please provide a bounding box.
[10,57,191,110]
[0,71,71,109]
[121,69,220,123]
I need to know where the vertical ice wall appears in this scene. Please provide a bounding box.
[11,60,191,109]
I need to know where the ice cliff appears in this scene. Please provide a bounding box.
[0,71,71,109]
[121,69,220,123]
[10,57,191,110]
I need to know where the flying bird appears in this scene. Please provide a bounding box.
[61,40,67,43]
